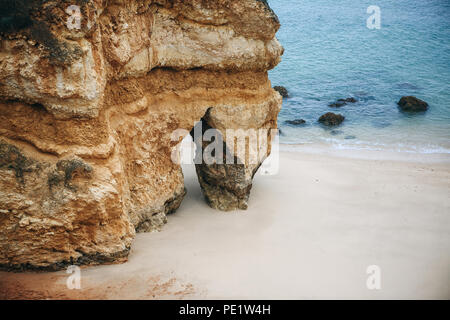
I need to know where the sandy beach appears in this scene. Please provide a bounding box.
[1,147,449,300]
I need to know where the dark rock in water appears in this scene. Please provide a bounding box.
[328,101,346,108]
[278,128,284,135]
[329,97,357,107]
[273,86,289,98]
[318,112,345,126]
[396,83,420,90]
[397,96,428,112]
[345,135,356,140]
[285,119,306,125]
[339,97,357,103]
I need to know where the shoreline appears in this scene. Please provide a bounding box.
[1,146,449,299]
[280,142,450,163]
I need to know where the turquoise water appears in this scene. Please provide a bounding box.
[268,0,450,153]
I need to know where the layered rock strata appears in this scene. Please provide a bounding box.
[0,0,283,270]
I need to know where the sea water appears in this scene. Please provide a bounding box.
[268,0,450,153]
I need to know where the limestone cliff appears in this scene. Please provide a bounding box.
[0,0,283,270]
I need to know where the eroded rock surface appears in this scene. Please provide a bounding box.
[0,0,283,269]
[191,96,280,211]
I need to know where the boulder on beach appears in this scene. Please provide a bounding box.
[285,119,306,125]
[274,86,289,98]
[397,96,428,112]
[318,112,345,126]
[329,97,357,108]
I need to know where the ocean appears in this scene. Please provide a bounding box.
[268,0,450,153]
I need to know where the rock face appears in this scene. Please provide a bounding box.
[398,96,428,112]
[0,0,283,270]
[318,113,345,126]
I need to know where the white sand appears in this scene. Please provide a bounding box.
[2,147,449,299]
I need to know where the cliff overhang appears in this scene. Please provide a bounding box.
[0,0,283,270]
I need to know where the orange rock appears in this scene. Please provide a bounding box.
[0,0,283,270]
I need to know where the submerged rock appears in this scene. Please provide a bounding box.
[398,96,428,112]
[318,112,345,126]
[396,83,420,90]
[329,97,357,107]
[341,97,357,103]
[285,119,306,125]
[329,102,346,108]
[273,86,289,98]
[330,130,343,135]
